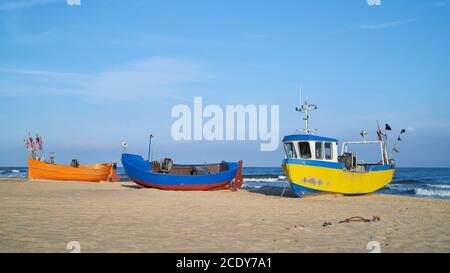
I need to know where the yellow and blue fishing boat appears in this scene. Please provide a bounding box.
[282,99,396,197]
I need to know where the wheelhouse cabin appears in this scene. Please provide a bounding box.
[282,134,339,163]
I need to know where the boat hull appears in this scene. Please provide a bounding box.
[131,179,233,191]
[28,158,116,182]
[121,153,242,191]
[282,159,395,196]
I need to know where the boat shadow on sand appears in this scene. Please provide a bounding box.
[121,183,141,189]
[121,183,299,198]
[243,186,298,198]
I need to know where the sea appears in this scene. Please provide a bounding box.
[1,166,449,200]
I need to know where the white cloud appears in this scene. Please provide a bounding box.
[407,126,416,133]
[0,68,80,78]
[339,19,415,33]
[359,19,415,30]
[432,1,447,7]
[83,57,206,101]
[0,57,210,102]
[0,0,60,11]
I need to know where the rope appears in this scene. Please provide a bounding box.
[338,216,380,224]
[280,183,289,198]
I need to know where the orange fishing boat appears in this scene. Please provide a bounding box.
[28,157,119,182]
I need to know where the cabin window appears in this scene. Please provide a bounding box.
[284,142,296,158]
[315,142,324,159]
[325,142,333,160]
[298,142,312,159]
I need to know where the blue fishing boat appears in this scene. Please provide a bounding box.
[121,153,243,191]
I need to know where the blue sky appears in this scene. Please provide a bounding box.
[0,0,449,167]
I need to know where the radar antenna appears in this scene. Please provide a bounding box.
[295,97,318,135]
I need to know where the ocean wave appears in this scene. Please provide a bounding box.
[243,178,279,183]
[243,177,284,183]
[383,185,416,194]
[243,174,280,179]
[242,185,262,189]
[384,184,410,190]
[0,169,21,173]
[391,179,422,185]
[426,184,450,189]
[415,188,450,197]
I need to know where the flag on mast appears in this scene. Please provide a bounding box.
[397,129,406,142]
[376,122,383,141]
[393,144,399,153]
[24,138,31,151]
[28,133,34,153]
[36,134,43,151]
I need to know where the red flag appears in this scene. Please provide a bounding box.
[393,144,399,153]
[29,134,34,151]
[36,134,43,151]
[25,133,34,153]
[376,123,383,141]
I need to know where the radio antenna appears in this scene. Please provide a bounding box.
[295,88,318,134]
[299,83,302,109]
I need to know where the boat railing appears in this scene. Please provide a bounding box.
[341,140,388,166]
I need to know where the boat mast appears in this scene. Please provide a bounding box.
[147,134,154,162]
[295,97,317,135]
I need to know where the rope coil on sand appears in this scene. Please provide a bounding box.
[322,216,381,227]
[339,216,381,224]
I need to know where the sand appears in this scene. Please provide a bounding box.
[0,178,449,253]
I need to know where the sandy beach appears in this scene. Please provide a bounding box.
[0,178,449,253]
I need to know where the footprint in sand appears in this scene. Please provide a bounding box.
[236,223,253,227]
[273,238,293,244]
